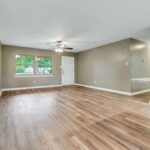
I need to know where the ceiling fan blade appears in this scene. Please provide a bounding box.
[47,41,62,43]
[64,47,73,50]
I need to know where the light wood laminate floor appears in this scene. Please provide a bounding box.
[0,85,150,150]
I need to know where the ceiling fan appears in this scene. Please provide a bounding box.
[47,41,73,53]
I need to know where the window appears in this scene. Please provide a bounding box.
[16,55,34,74]
[15,55,52,76]
[36,56,52,74]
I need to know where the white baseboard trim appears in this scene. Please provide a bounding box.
[75,83,132,96]
[130,89,150,96]
[75,83,150,96]
[1,84,62,92]
[1,84,150,96]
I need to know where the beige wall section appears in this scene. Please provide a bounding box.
[130,38,150,92]
[1,45,75,89]
[76,39,131,92]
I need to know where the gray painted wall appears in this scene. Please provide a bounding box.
[76,39,131,92]
[1,45,75,89]
[0,43,1,91]
[130,38,150,92]
[2,39,150,93]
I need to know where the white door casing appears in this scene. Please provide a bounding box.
[61,56,74,85]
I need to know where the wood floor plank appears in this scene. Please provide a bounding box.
[0,85,150,150]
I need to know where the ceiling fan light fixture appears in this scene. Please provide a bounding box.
[55,47,63,53]
[60,44,65,48]
[47,40,73,53]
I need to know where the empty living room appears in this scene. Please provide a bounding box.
[1,0,150,149]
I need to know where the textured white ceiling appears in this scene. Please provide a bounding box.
[0,0,150,52]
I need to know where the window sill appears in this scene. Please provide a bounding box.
[15,74,53,78]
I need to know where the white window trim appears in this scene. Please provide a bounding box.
[15,74,53,78]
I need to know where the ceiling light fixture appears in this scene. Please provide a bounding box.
[55,47,63,53]
[55,41,64,53]
[47,41,73,53]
